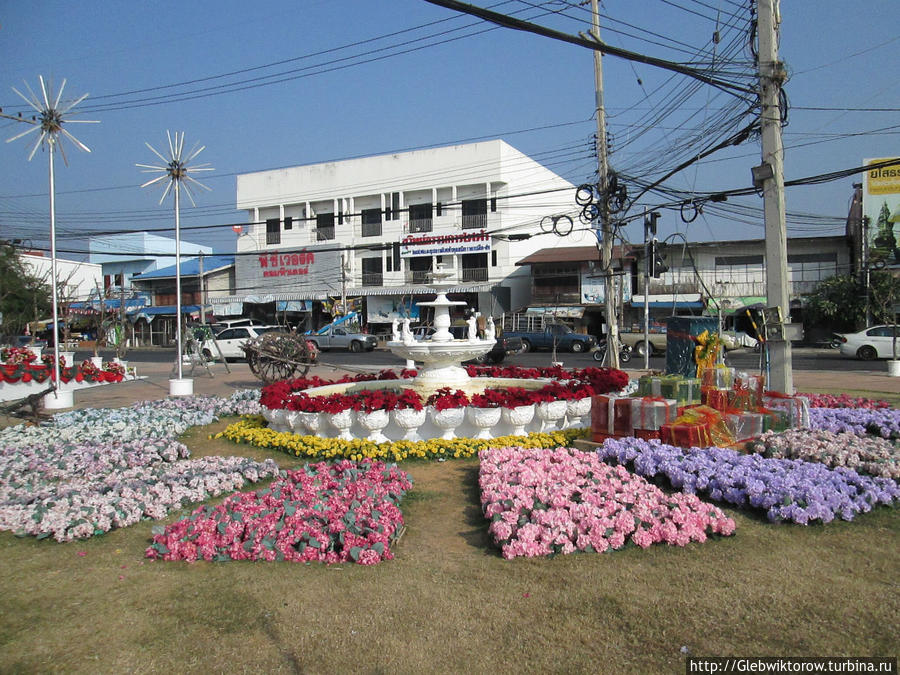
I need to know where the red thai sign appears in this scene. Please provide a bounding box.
[258,250,315,278]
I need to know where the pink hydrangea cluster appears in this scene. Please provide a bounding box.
[146,459,412,565]
[479,446,735,560]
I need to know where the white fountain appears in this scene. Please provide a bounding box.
[387,267,495,385]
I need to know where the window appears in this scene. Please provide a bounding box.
[391,192,400,220]
[361,208,382,237]
[461,252,488,282]
[266,218,280,245]
[316,213,335,241]
[867,326,894,337]
[492,250,498,267]
[408,203,433,233]
[283,216,293,231]
[490,196,497,212]
[461,198,487,229]
[361,257,383,286]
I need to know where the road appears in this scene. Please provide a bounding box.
[101,345,881,373]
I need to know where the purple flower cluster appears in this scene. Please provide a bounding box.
[597,437,899,524]
[809,407,900,440]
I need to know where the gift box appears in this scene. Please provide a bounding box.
[733,372,765,407]
[703,388,730,412]
[636,375,663,397]
[660,420,711,448]
[700,365,735,389]
[762,393,811,429]
[725,411,765,442]
[591,394,633,436]
[633,428,661,441]
[665,405,735,447]
[726,388,754,411]
[630,396,677,431]
[657,374,701,406]
[591,431,625,444]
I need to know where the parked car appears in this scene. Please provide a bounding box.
[201,325,285,360]
[503,323,596,353]
[836,325,900,360]
[412,325,523,364]
[306,325,377,353]
[208,318,255,335]
[619,328,757,356]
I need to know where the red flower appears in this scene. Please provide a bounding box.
[426,387,470,411]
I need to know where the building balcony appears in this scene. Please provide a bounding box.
[407,218,433,234]
[361,273,384,287]
[460,267,488,283]
[404,270,432,285]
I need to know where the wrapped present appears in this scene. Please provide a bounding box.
[726,388,753,411]
[591,431,625,444]
[664,405,735,447]
[725,411,765,442]
[756,406,785,432]
[660,420,711,448]
[637,375,663,397]
[633,428,661,441]
[700,365,735,390]
[657,374,701,405]
[762,392,811,429]
[703,388,730,412]
[733,372,765,407]
[630,396,677,431]
[591,394,633,436]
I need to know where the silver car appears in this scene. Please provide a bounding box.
[837,325,900,360]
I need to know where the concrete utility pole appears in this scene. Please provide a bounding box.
[757,0,792,393]
[591,0,619,368]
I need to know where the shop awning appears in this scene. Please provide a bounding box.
[132,305,203,322]
[630,294,703,310]
[705,296,768,315]
[525,306,586,318]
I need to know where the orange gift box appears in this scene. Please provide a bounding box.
[590,394,633,436]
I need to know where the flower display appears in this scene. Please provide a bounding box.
[216,415,587,462]
[746,428,899,479]
[596,437,900,524]
[146,459,412,565]
[40,353,67,368]
[0,390,274,541]
[425,387,470,411]
[479,446,735,559]
[808,407,900,440]
[0,358,124,385]
[0,346,38,365]
[470,388,507,408]
[800,393,891,409]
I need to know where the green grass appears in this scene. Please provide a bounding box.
[0,421,898,673]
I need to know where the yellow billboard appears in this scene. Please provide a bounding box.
[863,157,900,263]
[866,157,900,195]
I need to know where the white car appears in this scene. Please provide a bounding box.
[837,325,900,360]
[201,325,285,360]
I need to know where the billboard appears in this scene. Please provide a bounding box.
[863,157,900,263]
[235,245,342,299]
[366,296,421,323]
[400,229,490,258]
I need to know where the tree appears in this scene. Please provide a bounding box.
[0,244,52,336]
[805,270,900,331]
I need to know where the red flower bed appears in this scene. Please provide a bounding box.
[0,360,124,385]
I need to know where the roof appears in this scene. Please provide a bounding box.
[133,255,234,280]
[515,246,631,266]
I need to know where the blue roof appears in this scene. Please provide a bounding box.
[134,305,203,316]
[133,255,234,280]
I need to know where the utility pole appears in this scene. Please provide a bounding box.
[340,252,348,316]
[757,0,792,393]
[198,252,206,325]
[862,214,872,327]
[591,0,619,368]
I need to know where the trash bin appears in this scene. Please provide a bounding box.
[664,316,718,377]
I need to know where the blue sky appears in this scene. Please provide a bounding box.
[1,0,897,257]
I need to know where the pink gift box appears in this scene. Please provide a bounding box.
[591,394,633,435]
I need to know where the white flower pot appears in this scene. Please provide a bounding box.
[501,404,535,437]
[467,406,502,439]
[283,410,300,432]
[430,405,466,440]
[59,351,75,368]
[327,409,355,440]
[565,396,592,428]
[888,360,900,377]
[91,356,104,368]
[357,409,390,444]
[536,400,568,432]
[298,411,323,435]
[393,407,427,442]
[169,378,193,397]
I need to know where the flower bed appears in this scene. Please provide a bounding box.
[746,429,899,480]
[596,437,900,524]
[146,459,412,564]
[809,407,900,440]
[479,446,735,559]
[800,393,891,409]
[0,359,126,385]
[0,390,275,541]
[216,415,586,462]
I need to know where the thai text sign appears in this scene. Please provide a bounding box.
[400,229,490,258]
[258,250,315,278]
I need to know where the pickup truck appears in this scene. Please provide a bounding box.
[503,323,596,353]
[619,329,758,356]
[413,325,523,364]
[306,325,378,353]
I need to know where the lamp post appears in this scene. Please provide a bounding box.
[6,77,97,409]
[137,131,212,396]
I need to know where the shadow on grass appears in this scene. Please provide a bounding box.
[457,463,499,557]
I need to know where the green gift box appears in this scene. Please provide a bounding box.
[637,375,662,397]
[675,377,701,405]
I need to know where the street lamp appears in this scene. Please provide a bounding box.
[137,131,212,396]
[6,77,98,409]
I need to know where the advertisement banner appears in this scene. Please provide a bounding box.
[366,296,421,322]
[581,271,632,304]
[863,157,900,263]
[235,245,341,298]
[400,229,490,258]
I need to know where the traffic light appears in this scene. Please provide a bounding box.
[649,239,669,278]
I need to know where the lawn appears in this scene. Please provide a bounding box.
[0,418,897,674]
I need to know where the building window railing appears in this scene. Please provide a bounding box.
[316,226,335,241]
[361,222,382,237]
[408,218,433,233]
[361,273,384,287]
[461,267,488,282]
[405,270,432,284]
[461,212,487,230]
[266,230,281,245]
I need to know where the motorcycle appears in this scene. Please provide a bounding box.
[592,339,632,364]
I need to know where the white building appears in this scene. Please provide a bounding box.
[228,140,591,328]
[20,252,103,303]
